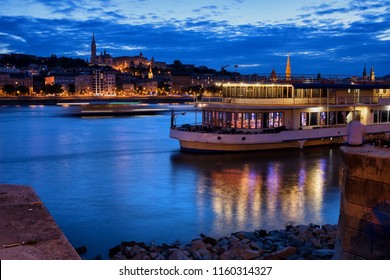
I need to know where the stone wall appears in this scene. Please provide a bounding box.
[334,146,390,259]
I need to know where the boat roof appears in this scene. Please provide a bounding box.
[222,82,390,89]
[293,82,390,89]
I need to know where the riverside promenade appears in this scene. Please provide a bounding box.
[0,184,80,260]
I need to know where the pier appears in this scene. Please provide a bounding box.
[0,184,80,260]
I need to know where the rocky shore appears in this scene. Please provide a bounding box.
[109,223,337,260]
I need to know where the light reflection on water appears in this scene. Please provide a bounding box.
[170,147,340,239]
[0,106,341,259]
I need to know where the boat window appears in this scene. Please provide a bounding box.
[337,111,346,124]
[329,112,336,125]
[374,110,378,123]
[226,112,233,128]
[203,111,210,125]
[381,110,389,123]
[300,112,309,127]
[250,113,257,129]
[310,112,318,126]
[243,113,249,128]
[256,113,262,128]
[247,87,253,98]
[320,112,327,125]
[263,113,269,128]
[218,112,224,126]
[267,112,284,128]
[260,87,266,98]
[312,89,320,98]
[236,113,242,128]
[254,87,260,98]
[346,111,353,123]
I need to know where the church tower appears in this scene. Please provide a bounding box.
[370,66,375,82]
[90,33,97,65]
[148,65,154,79]
[362,65,367,80]
[270,68,278,82]
[285,55,291,80]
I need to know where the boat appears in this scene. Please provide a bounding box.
[170,80,390,152]
[65,102,170,117]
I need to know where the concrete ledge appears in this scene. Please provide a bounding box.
[0,184,80,260]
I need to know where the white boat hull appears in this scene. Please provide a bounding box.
[170,124,390,152]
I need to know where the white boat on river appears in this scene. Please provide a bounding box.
[170,81,390,152]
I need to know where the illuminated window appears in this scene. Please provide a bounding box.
[300,112,309,126]
[320,112,327,125]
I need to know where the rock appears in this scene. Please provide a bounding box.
[151,253,165,260]
[311,249,334,258]
[249,241,262,251]
[322,224,337,233]
[219,251,237,260]
[197,247,212,260]
[188,248,202,260]
[263,246,297,260]
[313,228,326,236]
[257,229,268,237]
[109,223,338,261]
[288,235,305,247]
[109,245,121,258]
[125,245,143,258]
[235,231,258,241]
[309,238,322,249]
[203,236,218,246]
[168,249,191,260]
[75,245,87,256]
[298,245,313,258]
[131,249,150,260]
[191,239,205,250]
[112,252,127,260]
[237,248,261,260]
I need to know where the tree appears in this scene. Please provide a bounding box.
[173,60,183,69]
[2,84,16,95]
[68,84,76,95]
[16,85,29,95]
[45,83,63,95]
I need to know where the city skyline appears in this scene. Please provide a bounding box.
[1,0,389,76]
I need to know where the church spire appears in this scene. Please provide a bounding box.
[362,64,367,80]
[90,33,97,65]
[285,54,291,80]
[148,64,154,79]
[370,65,375,82]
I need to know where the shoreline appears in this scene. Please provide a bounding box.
[108,223,338,260]
[0,96,198,106]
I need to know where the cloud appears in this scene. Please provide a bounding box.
[376,29,390,41]
[0,0,389,75]
[0,32,26,42]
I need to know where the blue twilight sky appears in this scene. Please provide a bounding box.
[0,0,389,76]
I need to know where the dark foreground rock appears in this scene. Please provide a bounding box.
[110,223,337,260]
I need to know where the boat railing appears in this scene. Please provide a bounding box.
[222,96,380,106]
[173,124,289,135]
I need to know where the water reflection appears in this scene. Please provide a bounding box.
[171,148,340,234]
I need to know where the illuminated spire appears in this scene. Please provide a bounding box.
[148,64,154,79]
[370,65,375,82]
[285,54,291,80]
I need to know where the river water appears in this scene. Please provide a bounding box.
[0,105,341,259]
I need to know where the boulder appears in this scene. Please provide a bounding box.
[168,249,191,260]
